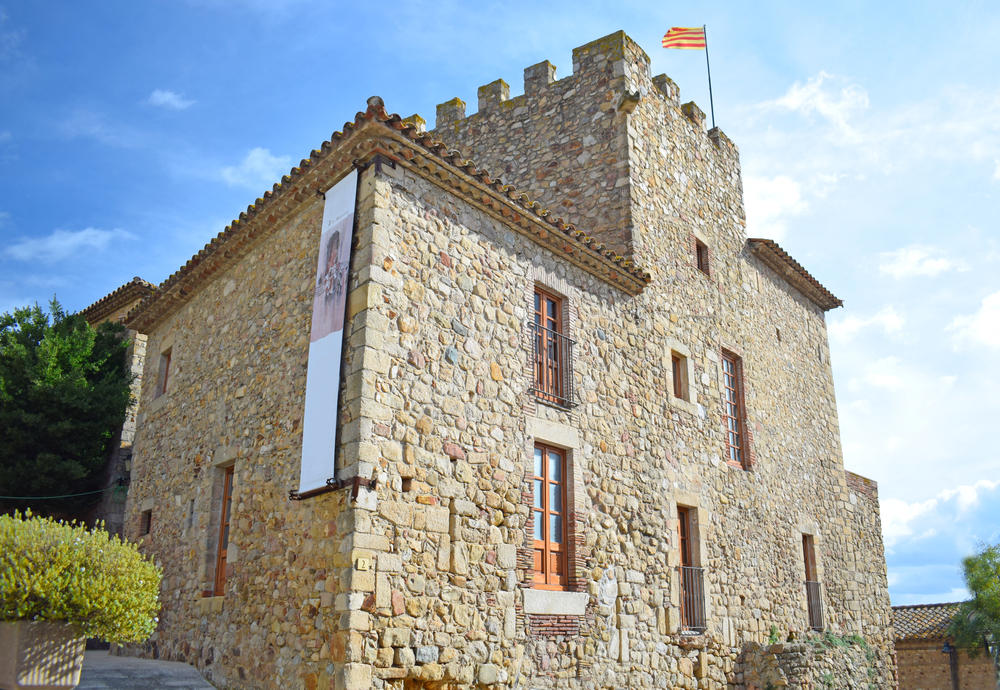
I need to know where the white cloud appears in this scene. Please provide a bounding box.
[5,228,134,263]
[894,588,970,606]
[220,147,291,190]
[881,496,938,549]
[742,174,807,241]
[994,159,1000,182]
[879,245,968,279]
[881,479,1000,551]
[146,89,195,110]
[949,291,1000,349]
[828,306,904,342]
[760,72,869,139]
[59,109,140,148]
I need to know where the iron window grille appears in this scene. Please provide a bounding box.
[679,566,707,632]
[528,320,575,408]
[805,580,824,631]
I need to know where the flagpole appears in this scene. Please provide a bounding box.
[703,24,716,129]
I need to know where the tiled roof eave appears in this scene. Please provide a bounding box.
[892,602,962,641]
[126,98,651,333]
[80,277,156,326]
[747,238,842,311]
[379,130,649,296]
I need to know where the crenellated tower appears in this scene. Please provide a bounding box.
[427,30,744,274]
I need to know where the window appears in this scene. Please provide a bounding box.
[532,444,568,589]
[671,351,689,401]
[155,348,172,398]
[140,509,152,536]
[678,506,705,631]
[695,239,710,275]
[531,288,574,407]
[721,350,747,467]
[803,535,824,630]
[213,466,235,596]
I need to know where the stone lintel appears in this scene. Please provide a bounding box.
[526,416,579,449]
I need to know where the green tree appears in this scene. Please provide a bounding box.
[948,543,1000,683]
[0,300,132,518]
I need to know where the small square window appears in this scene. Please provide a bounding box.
[140,509,152,536]
[695,240,710,275]
[671,351,689,401]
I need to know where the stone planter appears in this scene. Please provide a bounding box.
[0,621,86,690]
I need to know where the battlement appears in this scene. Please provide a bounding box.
[427,30,741,258]
[431,30,729,134]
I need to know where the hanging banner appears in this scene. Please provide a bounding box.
[298,169,357,495]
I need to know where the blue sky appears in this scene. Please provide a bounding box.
[1,2,998,606]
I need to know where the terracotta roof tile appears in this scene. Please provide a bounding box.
[747,238,842,312]
[892,602,961,641]
[80,277,156,326]
[127,97,650,332]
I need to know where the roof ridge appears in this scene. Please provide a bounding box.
[127,96,650,331]
[892,602,964,609]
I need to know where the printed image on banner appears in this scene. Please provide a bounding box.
[299,169,357,494]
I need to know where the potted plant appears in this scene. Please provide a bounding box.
[0,511,161,690]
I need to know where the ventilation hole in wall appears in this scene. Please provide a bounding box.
[401,478,413,492]
[776,328,781,342]
[140,509,152,535]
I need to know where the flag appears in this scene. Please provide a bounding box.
[662,27,706,50]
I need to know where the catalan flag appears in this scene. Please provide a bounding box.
[662,27,706,50]
[662,25,717,128]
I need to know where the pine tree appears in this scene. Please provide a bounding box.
[0,300,132,518]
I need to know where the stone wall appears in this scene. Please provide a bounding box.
[896,640,998,689]
[124,191,368,688]
[340,154,894,688]
[432,31,652,257]
[123,30,895,690]
[740,634,891,689]
[83,292,149,535]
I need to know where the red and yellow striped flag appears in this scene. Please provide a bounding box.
[662,27,706,49]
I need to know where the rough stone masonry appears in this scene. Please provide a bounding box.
[120,30,896,689]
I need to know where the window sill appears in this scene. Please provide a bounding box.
[531,390,574,411]
[523,588,588,616]
[195,595,225,615]
[148,392,168,414]
[668,396,699,416]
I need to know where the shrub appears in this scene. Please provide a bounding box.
[0,511,161,643]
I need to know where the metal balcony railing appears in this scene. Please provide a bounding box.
[805,580,824,631]
[528,321,575,408]
[680,566,707,632]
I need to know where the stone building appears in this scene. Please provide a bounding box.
[80,276,155,534]
[893,603,998,689]
[121,31,895,688]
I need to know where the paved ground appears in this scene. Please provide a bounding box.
[77,650,215,689]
